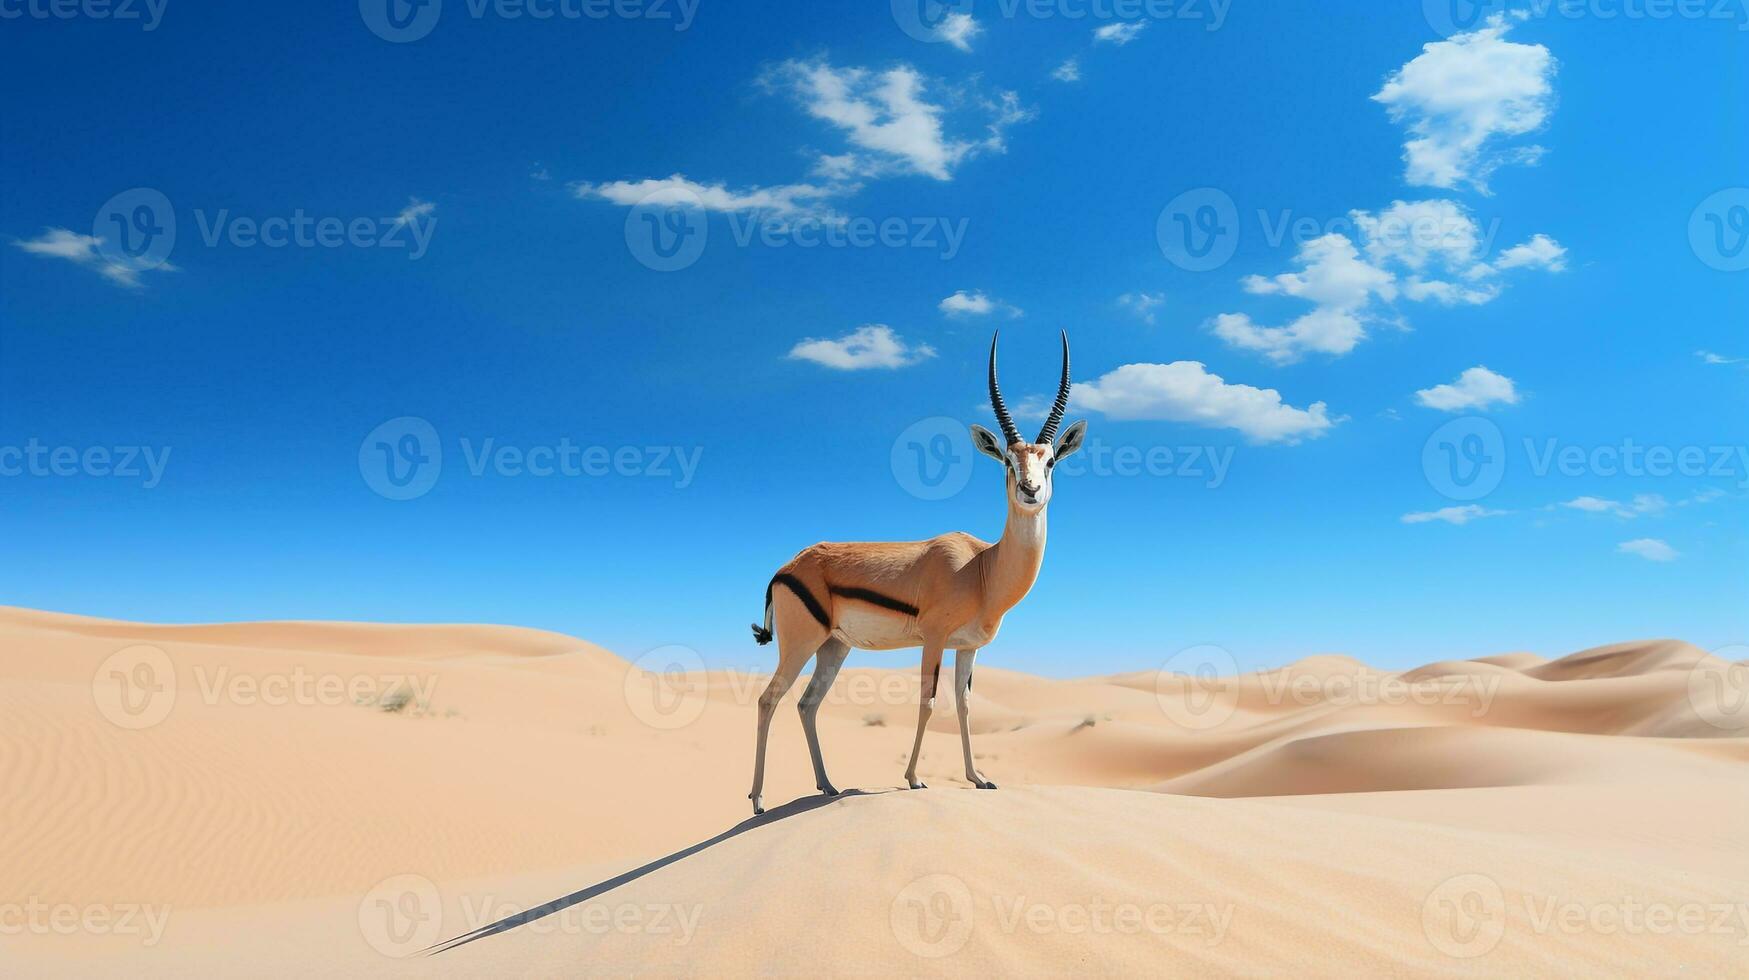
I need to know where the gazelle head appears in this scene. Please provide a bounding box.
[970,332,1088,514]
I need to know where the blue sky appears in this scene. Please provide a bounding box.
[2,1,1744,674]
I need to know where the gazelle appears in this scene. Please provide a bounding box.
[746,332,1087,814]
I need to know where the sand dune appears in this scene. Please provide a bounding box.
[2,606,1744,976]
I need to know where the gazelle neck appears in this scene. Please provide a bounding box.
[985,499,1047,615]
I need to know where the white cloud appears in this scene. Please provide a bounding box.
[1117,291,1164,324]
[938,289,1020,318]
[936,12,981,51]
[1560,494,1668,519]
[763,59,1030,182]
[573,173,843,221]
[1354,199,1482,272]
[1093,21,1147,45]
[1402,505,1508,525]
[1052,58,1081,82]
[1415,366,1519,411]
[1617,538,1678,562]
[390,197,435,229]
[1697,350,1744,366]
[787,324,936,370]
[13,227,172,289]
[1072,361,1336,444]
[1490,233,1566,272]
[1212,234,1394,363]
[1372,14,1556,192]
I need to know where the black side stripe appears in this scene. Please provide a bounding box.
[771,573,830,629]
[830,586,920,618]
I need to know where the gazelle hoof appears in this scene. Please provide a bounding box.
[819,784,840,797]
[976,780,998,790]
[907,780,927,790]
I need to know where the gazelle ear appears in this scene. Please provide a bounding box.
[969,424,1007,463]
[1053,419,1088,461]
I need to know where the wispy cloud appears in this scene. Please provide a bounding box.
[573,174,845,222]
[1415,366,1519,412]
[13,227,174,289]
[1617,538,1678,562]
[935,12,981,51]
[1093,22,1147,45]
[938,289,1021,318]
[1072,361,1336,444]
[1402,505,1508,525]
[787,324,936,370]
[1697,350,1744,366]
[1372,14,1557,192]
[762,58,1031,182]
[1052,58,1081,82]
[1561,494,1668,519]
[1117,291,1164,324]
[390,197,436,229]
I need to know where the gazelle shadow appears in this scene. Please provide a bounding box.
[424,788,890,955]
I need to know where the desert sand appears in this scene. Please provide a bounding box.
[2,604,1745,976]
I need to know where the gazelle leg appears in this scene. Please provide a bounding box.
[749,636,814,816]
[955,648,995,789]
[798,638,850,796]
[903,645,944,790]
